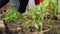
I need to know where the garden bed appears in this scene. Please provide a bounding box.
[2,0,60,34]
[4,20,60,34]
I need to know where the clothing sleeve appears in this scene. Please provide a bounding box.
[0,0,9,8]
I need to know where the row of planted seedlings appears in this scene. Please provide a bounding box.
[2,0,60,34]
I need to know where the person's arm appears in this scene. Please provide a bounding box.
[0,0,9,8]
[18,0,29,13]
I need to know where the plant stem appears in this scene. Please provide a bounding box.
[40,28,51,33]
[40,22,51,34]
[40,23,43,34]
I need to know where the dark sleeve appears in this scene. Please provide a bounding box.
[0,0,9,8]
[18,0,29,13]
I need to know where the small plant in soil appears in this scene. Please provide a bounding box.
[2,0,60,34]
[25,0,60,34]
[2,7,26,24]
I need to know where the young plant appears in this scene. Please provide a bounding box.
[2,8,22,23]
[26,0,59,34]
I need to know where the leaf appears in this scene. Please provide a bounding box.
[3,17,9,21]
[26,20,32,28]
[26,20,32,24]
[43,0,50,7]
[30,6,37,14]
[50,0,58,15]
[37,3,43,10]
[32,15,37,19]
[2,8,21,23]
[34,22,38,29]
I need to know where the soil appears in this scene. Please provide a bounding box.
[3,20,60,34]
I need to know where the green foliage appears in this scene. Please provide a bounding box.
[2,0,60,34]
[2,8,22,23]
[26,0,59,34]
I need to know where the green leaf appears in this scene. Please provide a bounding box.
[2,8,22,23]
[26,20,32,24]
[32,15,37,19]
[3,17,9,21]
[37,3,43,10]
[43,0,50,7]
[34,22,38,29]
